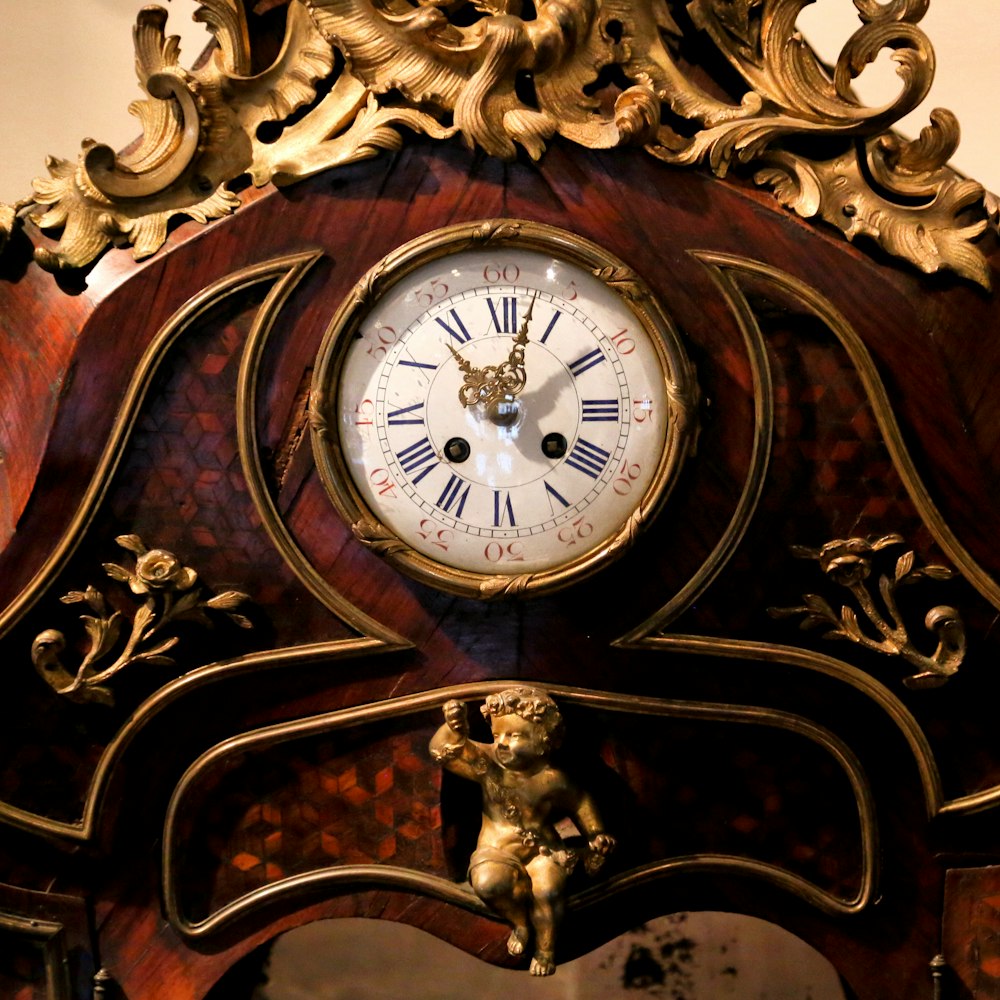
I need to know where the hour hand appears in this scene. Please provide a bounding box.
[447,341,475,375]
[451,294,535,409]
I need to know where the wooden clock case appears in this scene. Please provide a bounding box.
[2,2,1000,997]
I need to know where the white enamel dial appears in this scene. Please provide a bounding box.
[314,222,694,597]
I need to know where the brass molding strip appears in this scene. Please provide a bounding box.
[644,634,943,818]
[702,251,1000,613]
[612,252,1000,816]
[0,251,414,840]
[622,250,1000,648]
[937,786,1000,817]
[0,910,71,1000]
[235,253,410,647]
[162,680,877,938]
[616,251,774,644]
[0,640,388,840]
[0,251,320,642]
[573,853,865,917]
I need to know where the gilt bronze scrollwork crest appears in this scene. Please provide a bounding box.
[0,0,988,285]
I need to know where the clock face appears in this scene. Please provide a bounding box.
[312,221,695,598]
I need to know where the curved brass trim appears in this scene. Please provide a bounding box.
[642,634,943,818]
[0,640,387,840]
[937,787,1000,817]
[574,853,861,917]
[0,252,409,841]
[699,252,1000,613]
[162,680,877,938]
[613,252,1000,817]
[616,253,774,643]
[0,252,319,641]
[235,254,410,647]
[0,909,71,1000]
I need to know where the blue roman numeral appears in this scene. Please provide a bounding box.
[581,399,619,422]
[437,474,472,519]
[487,297,517,334]
[539,311,561,344]
[436,309,472,343]
[565,439,610,479]
[493,490,516,527]
[568,348,605,378]
[398,358,437,371]
[386,402,425,425]
[396,437,437,484]
[543,481,570,513]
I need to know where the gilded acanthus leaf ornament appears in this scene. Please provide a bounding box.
[31,534,252,706]
[0,203,17,254]
[769,535,966,690]
[2,0,990,285]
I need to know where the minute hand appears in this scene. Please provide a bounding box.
[451,295,535,409]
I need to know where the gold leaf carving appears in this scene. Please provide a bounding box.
[0,204,16,254]
[32,535,252,706]
[352,517,410,556]
[770,535,965,690]
[604,510,645,560]
[593,265,646,300]
[755,143,989,287]
[479,573,534,599]
[308,390,330,439]
[24,0,335,271]
[2,0,990,285]
[471,220,523,244]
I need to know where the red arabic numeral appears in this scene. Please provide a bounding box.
[484,541,526,562]
[365,324,398,360]
[355,399,375,425]
[557,516,594,546]
[613,459,642,495]
[610,329,636,355]
[482,263,520,284]
[417,518,453,551]
[369,468,397,498]
[632,397,653,423]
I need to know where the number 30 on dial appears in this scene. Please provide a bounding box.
[312,220,697,599]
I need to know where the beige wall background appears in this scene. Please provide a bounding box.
[0,1,997,205]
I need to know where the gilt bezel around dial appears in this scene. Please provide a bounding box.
[311,219,696,599]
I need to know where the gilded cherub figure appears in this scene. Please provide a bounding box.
[429,687,615,975]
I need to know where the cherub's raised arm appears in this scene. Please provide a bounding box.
[429,699,489,780]
[571,788,616,874]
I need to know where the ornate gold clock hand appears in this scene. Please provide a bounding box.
[503,291,534,393]
[451,294,536,409]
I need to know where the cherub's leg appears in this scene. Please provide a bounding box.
[470,859,531,956]
[525,856,568,976]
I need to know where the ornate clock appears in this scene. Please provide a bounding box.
[312,220,697,598]
[8,2,1000,997]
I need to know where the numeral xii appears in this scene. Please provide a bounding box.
[487,297,517,334]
